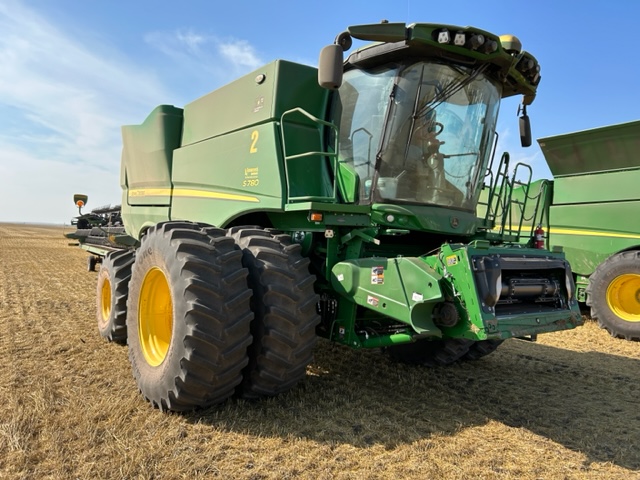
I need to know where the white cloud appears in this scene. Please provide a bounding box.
[145,29,264,83]
[218,40,262,69]
[0,2,267,224]
[0,1,172,223]
[176,31,207,53]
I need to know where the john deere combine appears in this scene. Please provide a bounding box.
[68,21,583,411]
[509,120,640,341]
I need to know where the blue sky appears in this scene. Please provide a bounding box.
[1,0,638,224]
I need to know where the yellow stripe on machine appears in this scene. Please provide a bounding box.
[490,225,640,241]
[549,227,640,240]
[129,188,260,203]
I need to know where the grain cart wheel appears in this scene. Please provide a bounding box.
[387,338,474,366]
[227,227,320,399]
[96,250,134,344]
[126,222,253,411]
[586,251,640,341]
[462,340,504,361]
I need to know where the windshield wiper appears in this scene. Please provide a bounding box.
[415,63,489,120]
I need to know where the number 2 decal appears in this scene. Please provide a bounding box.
[250,130,259,153]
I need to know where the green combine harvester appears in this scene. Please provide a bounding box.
[67,21,583,412]
[528,120,640,341]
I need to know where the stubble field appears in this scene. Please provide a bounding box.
[0,223,638,479]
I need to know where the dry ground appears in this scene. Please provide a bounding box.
[0,223,638,480]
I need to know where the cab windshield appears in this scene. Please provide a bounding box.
[332,60,501,211]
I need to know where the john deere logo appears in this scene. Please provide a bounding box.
[450,217,459,228]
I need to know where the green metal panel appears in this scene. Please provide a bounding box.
[552,169,640,205]
[330,256,443,335]
[283,201,371,214]
[426,244,485,339]
[172,59,333,222]
[538,120,640,276]
[181,60,327,147]
[120,201,170,240]
[121,105,183,206]
[538,119,640,177]
[337,162,359,203]
[347,22,407,42]
[370,203,479,236]
[549,201,640,276]
[171,124,284,226]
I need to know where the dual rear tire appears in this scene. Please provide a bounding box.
[96,250,134,344]
[123,222,319,411]
[227,227,320,399]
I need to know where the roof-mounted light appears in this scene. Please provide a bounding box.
[519,58,535,72]
[437,29,450,44]
[516,55,541,84]
[466,34,485,50]
[431,28,496,53]
[480,39,498,54]
[454,31,466,46]
[531,64,541,84]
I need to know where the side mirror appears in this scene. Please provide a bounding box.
[519,113,532,147]
[318,44,343,89]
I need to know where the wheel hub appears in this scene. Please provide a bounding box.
[100,278,112,324]
[138,267,173,366]
[606,273,640,322]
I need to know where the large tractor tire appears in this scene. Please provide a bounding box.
[462,339,504,361]
[586,251,640,341]
[387,338,474,366]
[96,249,134,344]
[126,222,253,411]
[227,227,320,399]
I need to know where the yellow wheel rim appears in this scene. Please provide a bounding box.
[138,267,173,366]
[606,273,640,322]
[100,277,112,324]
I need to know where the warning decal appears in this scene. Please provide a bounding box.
[371,266,384,285]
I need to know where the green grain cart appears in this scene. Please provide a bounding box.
[68,21,583,412]
[533,120,640,341]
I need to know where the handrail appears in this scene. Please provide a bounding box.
[481,153,542,243]
[280,108,340,204]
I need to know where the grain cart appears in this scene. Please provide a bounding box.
[68,21,583,411]
[531,120,640,341]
